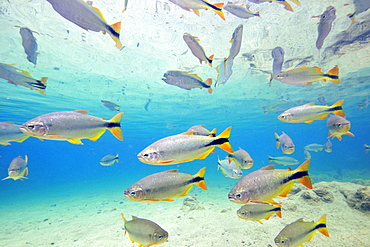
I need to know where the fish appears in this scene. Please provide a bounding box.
[137,127,233,165]
[326,114,354,141]
[268,155,299,166]
[168,0,225,20]
[357,96,369,109]
[122,0,128,12]
[223,3,260,20]
[272,65,341,86]
[46,0,122,49]
[278,99,345,123]
[162,70,212,93]
[304,143,324,152]
[218,157,243,179]
[228,147,254,169]
[182,124,216,137]
[20,111,123,144]
[16,26,38,66]
[124,167,207,202]
[144,99,151,111]
[316,6,336,57]
[324,139,332,153]
[347,0,370,26]
[227,24,243,60]
[247,0,299,12]
[274,132,295,154]
[228,159,312,204]
[317,94,327,104]
[0,121,30,146]
[121,214,168,246]
[101,100,120,111]
[274,214,330,247]
[183,33,214,66]
[2,155,29,181]
[215,58,234,87]
[0,63,47,95]
[272,47,285,76]
[100,154,119,166]
[304,150,311,160]
[237,202,282,224]
[365,144,370,153]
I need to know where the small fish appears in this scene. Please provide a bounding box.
[304,143,324,152]
[272,65,340,86]
[16,26,38,66]
[169,0,225,20]
[124,167,207,202]
[2,155,29,181]
[316,6,336,56]
[268,155,299,166]
[101,100,120,111]
[227,24,243,60]
[237,202,282,224]
[365,144,370,153]
[20,110,123,144]
[162,70,212,93]
[0,63,47,95]
[228,147,254,169]
[278,99,345,123]
[304,150,311,160]
[218,157,243,179]
[100,154,119,166]
[122,0,128,12]
[324,139,332,153]
[46,0,122,49]
[182,124,216,137]
[347,0,370,26]
[121,214,168,246]
[357,96,369,109]
[183,33,214,66]
[272,47,285,76]
[223,3,260,19]
[215,58,234,87]
[274,132,295,154]
[326,114,354,141]
[247,0,299,12]
[137,127,233,165]
[228,159,312,204]
[317,94,327,104]
[0,121,30,146]
[274,215,330,247]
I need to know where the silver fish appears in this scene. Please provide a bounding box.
[274,132,295,154]
[218,157,243,179]
[182,125,216,137]
[304,143,324,152]
[324,139,332,153]
[183,33,214,66]
[101,100,120,111]
[2,155,29,181]
[228,147,254,169]
[100,154,119,166]
[271,47,284,76]
[316,6,336,54]
[304,150,312,160]
[227,24,243,60]
[268,155,299,166]
[223,3,260,19]
[162,70,212,93]
[215,58,234,87]
[0,121,29,146]
[16,27,38,66]
[168,0,225,20]
[326,114,354,141]
[357,96,369,109]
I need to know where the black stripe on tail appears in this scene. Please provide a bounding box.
[283,171,309,184]
[206,138,229,147]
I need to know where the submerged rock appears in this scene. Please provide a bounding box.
[313,187,335,203]
[181,196,205,211]
[341,186,370,212]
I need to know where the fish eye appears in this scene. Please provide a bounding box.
[236,193,241,199]
[130,191,136,196]
[27,124,35,130]
[143,153,149,157]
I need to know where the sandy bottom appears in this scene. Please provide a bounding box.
[1,178,370,247]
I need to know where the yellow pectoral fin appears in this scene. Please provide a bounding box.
[25,167,29,176]
[279,182,295,197]
[198,148,214,159]
[46,135,62,138]
[180,185,194,197]
[160,159,176,164]
[162,198,175,202]
[67,138,84,145]
[192,9,201,16]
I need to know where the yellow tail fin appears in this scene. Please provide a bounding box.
[108,112,124,141]
[331,99,345,118]
[194,167,207,190]
[294,159,312,189]
[317,214,330,237]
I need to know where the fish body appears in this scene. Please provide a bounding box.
[218,157,243,179]
[326,114,354,141]
[121,214,168,246]
[0,63,47,95]
[272,47,284,75]
[227,24,243,60]
[124,167,207,202]
[278,99,345,123]
[215,58,234,87]
[2,155,29,181]
[228,160,312,204]
[101,100,120,111]
[274,132,295,154]
[304,150,311,160]
[182,125,216,137]
[237,202,282,224]
[100,154,119,166]
[365,144,370,153]
[46,0,122,49]
[183,33,214,67]
[17,27,38,66]
[348,0,370,25]
[324,139,332,153]
[169,0,225,20]
[138,127,233,165]
[162,70,212,93]
[316,6,336,52]
[274,65,340,85]
[20,111,123,144]
[247,0,296,12]
[274,215,330,247]
[0,121,29,145]
[268,155,299,166]
[357,96,369,109]
[224,3,260,19]
[228,147,254,169]
[304,143,324,152]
